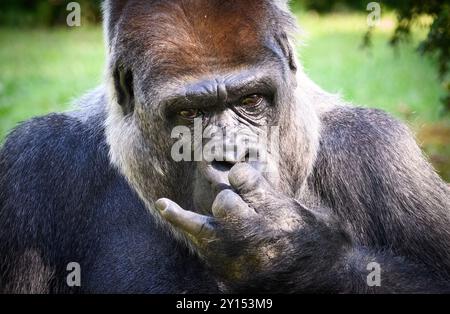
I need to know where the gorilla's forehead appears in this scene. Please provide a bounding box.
[116,0,278,77]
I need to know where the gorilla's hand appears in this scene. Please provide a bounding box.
[155,163,348,292]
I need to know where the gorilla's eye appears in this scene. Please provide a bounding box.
[178,108,202,120]
[240,95,264,107]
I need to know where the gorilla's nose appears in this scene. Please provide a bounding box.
[211,146,261,172]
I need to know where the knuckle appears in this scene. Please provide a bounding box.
[238,173,264,194]
[253,186,272,200]
[212,189,236,210]
[229,163,253,185]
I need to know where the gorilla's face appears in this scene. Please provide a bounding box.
[163,67,285,214]
[105,0,318,215]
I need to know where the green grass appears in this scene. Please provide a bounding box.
[297,13,447,122]
[0,12,448,180]
[295,13,449,180]
[0,27,105,138]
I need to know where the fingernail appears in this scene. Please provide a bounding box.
[155,199,168,212]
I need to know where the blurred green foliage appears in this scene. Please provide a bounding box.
[294,0,450,111]
[0,0,102,27]
[0,1,447,109]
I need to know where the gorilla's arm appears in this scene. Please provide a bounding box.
[156,106,450,293]
[0,113,117,293]
[312,106,450,292]
[156,165,449,293]
[311,106,450,287]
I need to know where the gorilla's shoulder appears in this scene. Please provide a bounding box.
[1,113,109,171]
[312,105,426,192]
[318,106,415,156]
[0,113,116,204]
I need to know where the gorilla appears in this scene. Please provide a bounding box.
[0,0,449,293]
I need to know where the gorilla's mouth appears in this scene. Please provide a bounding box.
[190,162,234,215]
[211,160,234,172]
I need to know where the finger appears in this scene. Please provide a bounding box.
[228,163,272,198]
[211,189,256,218]
[155,198,214,238]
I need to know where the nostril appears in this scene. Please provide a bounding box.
[243,152,250,163]
[211,160,234,172]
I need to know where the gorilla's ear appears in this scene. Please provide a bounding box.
[269,0,297,71]
[276,32,297,72]
[113,65,135,115]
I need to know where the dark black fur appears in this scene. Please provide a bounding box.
[0,110,218,293]
[0,0,449,293]
[1,103,449,293]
